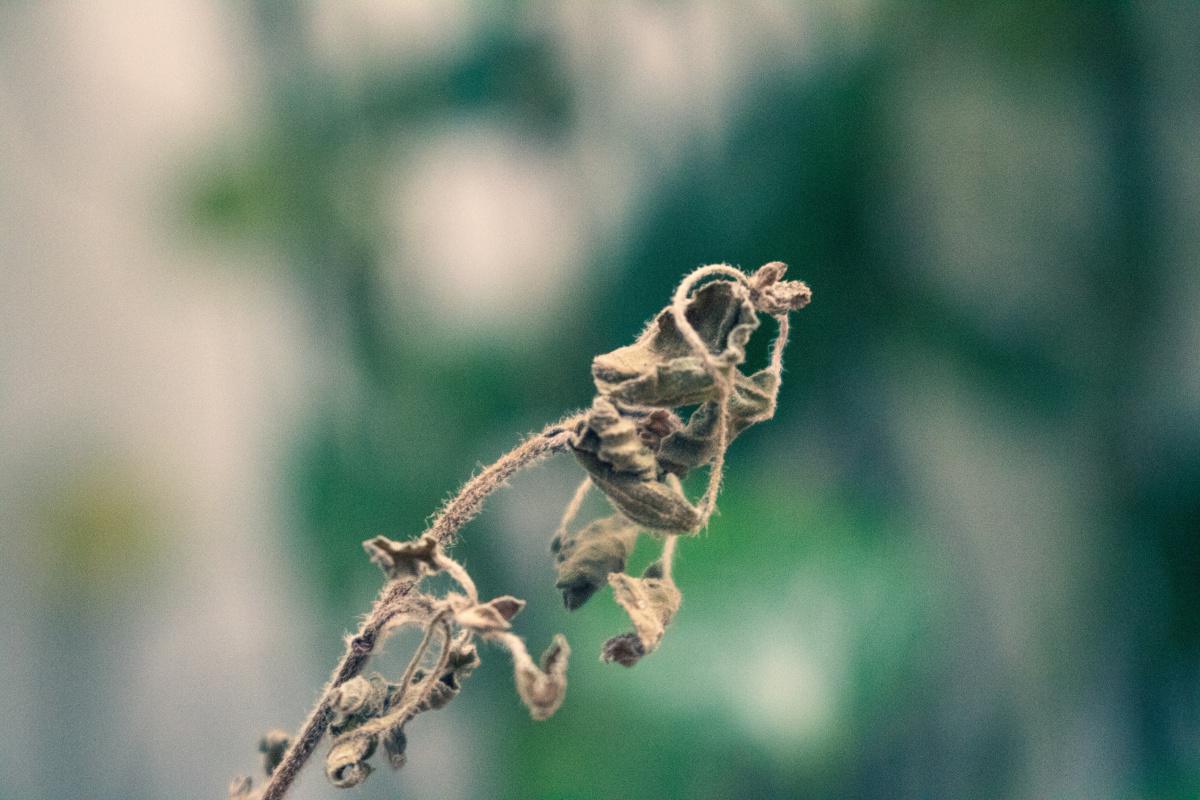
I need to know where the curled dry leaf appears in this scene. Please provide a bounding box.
[656,370,778,476]
[571,277,784,532]
[512,634,571,721]
[452,594,526,632]
[362,533,442,581]
[325,735,375,788]
[601,565,681,667]
[590,280,759,405]
[551,513,641,610]
[406,637,480,716]
[572,404,701,532]
[328,675,394,739]
[579,397,658,480]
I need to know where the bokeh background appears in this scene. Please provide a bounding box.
[2,2,1199,799]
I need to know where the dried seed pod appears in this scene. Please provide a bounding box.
[552,513,640,610]
[362,533,442,581]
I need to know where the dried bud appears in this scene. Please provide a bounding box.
[553,514,640,610]
[257,729,290,777]
[382,726,408,770]
[363,533,443,580]
[515,634,571,721]
[600,632,645,667]
[442,639,481,688]
[749,261,811,315]
[330,674,391,731]
[325,735,376,788]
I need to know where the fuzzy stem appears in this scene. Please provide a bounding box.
[554,477,592,541]
[257,417,581,800]
[669,266,747,531]
[396,611,447,705]
[660,536,678,582]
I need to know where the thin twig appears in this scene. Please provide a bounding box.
[258,417,581,800]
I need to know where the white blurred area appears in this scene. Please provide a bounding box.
[0,2,317,798]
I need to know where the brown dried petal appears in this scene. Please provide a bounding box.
[362,533,442,581]
[553,514,641,610]
[515,634,571,721]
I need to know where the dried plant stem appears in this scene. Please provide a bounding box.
[555,477,592,540]
[660,536,678,581]
[669,265,748,531]
[259,417,581,800]
[346,617,453,742]
[396,611,448,704]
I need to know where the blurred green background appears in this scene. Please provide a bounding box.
[2,2,1198,799]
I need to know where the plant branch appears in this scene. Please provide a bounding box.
[257,416,581,800]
